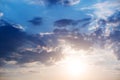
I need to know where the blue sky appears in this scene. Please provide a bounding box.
[0,0,120,80]
[0,0,105,33]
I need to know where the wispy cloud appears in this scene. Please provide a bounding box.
[81,1,120,20]
[0,12,3,18]
[25,0,81,6]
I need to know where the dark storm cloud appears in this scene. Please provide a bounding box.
[28,17,43,26]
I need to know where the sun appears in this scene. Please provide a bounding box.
[62,56,88,77]
[58,43,89,77]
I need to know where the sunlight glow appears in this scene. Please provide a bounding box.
[58,43,89,77]
[63,57,88,76]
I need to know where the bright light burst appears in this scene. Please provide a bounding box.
[58,43,89,77]
[64,57,88,76]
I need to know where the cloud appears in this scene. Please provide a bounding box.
[95,11,120,60]
[60,0,80,6]
[81,1,120,20]
[0,19,56,66]
[54,19,75,27]
[109,30,120,60]
[0,9,120,67]
[25,0,80,6]
[25,0,45,5]
[0,12,3,17]
[53,18,92,34]
[0,19,92,66]
[0,20,26,57]
[108,11,120,23]
[28,17,43,26]
[54,18,91,28]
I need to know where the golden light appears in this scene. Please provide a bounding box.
[57,42,90,77]
[63,56,88,77]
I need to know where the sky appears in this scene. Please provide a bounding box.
[0,0,120,80]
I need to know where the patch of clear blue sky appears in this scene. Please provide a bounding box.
[0,0,105,34]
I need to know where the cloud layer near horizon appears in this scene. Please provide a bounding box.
[0,9,120,66]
